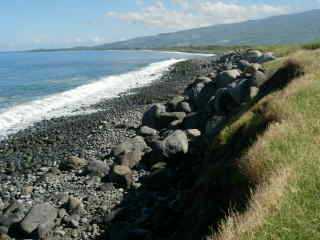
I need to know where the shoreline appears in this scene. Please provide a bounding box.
[0,57,215,164]
[0,58,185,140]
[0,56,215,239]
[25,48,216,57]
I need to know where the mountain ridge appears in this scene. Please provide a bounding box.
[96,9,320,49]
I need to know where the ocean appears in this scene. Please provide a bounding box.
[0,50,209,139]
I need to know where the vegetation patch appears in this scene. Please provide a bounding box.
[211,48,320,239]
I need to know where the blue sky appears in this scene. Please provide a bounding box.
[1,0,319,51]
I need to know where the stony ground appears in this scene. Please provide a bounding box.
[0,58,215,240]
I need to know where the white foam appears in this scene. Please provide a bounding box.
[0,58,184,139]
[143,49,215,57]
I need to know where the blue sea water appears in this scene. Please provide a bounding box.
[0,50,209,138]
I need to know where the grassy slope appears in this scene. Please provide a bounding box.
[209,47,320,239]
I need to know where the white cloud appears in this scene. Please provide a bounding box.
[107,0,290,30]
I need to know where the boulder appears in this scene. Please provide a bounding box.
[142,104,186,129]
[214,79,251,114]
[185,129,201,139]
[182,112,208,130]
[145,168,176,190]
[167,96,185,111]
[250,70,267,87]
[244,63,263,74]
[216,69,241,89]
[159,130,189,158]
[245,50,263,63]
[194,81,218,109]
[113,136,151,168]
[86,159,110,177]
[205,116,225,138]
[259,52,276,63]
[60,156,88,170]
[176,101,192,113]
[118,150,144,168]
[168,119,183,129]
[142,104,166,129]
[0,201,27,234]
[110,165,133,188]
[156,112,186,129]
[0,233,10,240]
[238,60,251,71]
[214,88,238,115]
[20,203,58,234]
[194,76,212,84]
[207,72,217,80]
[66,197,83,214]
[226,79,252,104]
[184,82,205,104]
[37,219,57,239]
[151,162,167,171]
[138,126,158,137]
[250,87,260,99]
[113,136,149,157]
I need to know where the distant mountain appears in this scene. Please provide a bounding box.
[96,9,320,49]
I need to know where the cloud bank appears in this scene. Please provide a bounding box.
[107,0,290,30]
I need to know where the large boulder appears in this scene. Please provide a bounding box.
[142,104,186,129]
[20,203,58,235]
[216,69,241,89]
[112,136,150,168]
[156,112,186,129]
[245,50,263,63]
[176,101,192,113]
[113,136,149,157]
[60,156,88,171]
[159,130,189,158]
[250,70,267,87]
[110,165,133,188]
[138,126,158,137]
[205,116,225,138]
[142,104,166,129]
[86,159,110,177]
[117,150,145,169]
[238,60,251,71]
[244,63,263,74]
[184,82,206,105]
[214,79,251,115]
[167,96,185,111]
[0,201,27,234]
[194,81,218,109]
[194,76,212,84]
[182,112,208,130]
[259,52,276,63]
[226,79,252,104]
[185,129,202,139]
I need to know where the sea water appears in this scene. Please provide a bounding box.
[0,50,210,139]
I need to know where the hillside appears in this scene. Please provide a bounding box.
[209,46,320,239]
[97,9,320,49]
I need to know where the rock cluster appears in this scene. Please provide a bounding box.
[102,49,276,239]
[107,50,272,185]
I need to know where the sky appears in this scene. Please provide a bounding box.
[1,0,320,51]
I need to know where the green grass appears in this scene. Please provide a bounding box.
[158,45,251,54]
[242,80,320,240]
[210,49,320,240]
[302,40,320,50]
[161,40,320,58]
